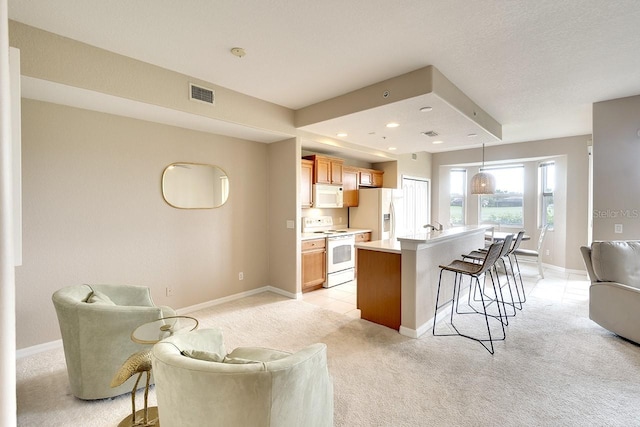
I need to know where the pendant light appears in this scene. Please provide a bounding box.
[471,143,496,194]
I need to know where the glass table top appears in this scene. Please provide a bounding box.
[131,316,199,344]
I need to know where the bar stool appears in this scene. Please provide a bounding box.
[432,241,506,354]
[504,231,526,305]
[462,233,520,316]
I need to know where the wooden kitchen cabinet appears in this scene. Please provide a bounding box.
[357,248,401,330]
[303,155,343,185]
[342,166,359,207]
[359,168,384,188]
[302,238,326,292]
[354,232,372,277]
[355,232,372,243]
[372,170,384,187]
[301,159,314,208]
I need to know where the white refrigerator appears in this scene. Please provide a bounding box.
[349,188,405,241]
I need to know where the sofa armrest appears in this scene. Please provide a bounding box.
[580,246,597,283]
[590,281,640,344]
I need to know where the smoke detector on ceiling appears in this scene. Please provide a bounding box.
[230,47,246,58]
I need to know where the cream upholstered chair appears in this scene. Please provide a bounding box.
[581,241,640,344]
[513,225,548,278]
[152,328,334,427]
[52,284,176,400]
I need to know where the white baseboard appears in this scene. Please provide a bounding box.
[17,339,63,359]
[17,286,298,358]
[176,286,298,315]
[400,301,455,339]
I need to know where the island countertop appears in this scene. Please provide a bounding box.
[355,239,402,254]
[356,226,489,254]
[396,225,490,249]
[355,225,487,338]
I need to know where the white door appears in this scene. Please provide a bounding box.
[402,177,430,235]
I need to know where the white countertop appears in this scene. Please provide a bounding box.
[355,239,402,254]
[397,225,489,249]
[356,226,490,253]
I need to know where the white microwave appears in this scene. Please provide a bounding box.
[313,184,343,208]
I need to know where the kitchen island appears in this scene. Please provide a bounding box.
[355,226,486,338]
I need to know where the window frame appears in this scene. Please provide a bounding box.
[539,161,555,230]
[449,168,466,226]
[478,164,524,228]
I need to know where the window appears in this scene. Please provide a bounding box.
[449,169,466,225]
[479,165,524,226]
[540,162,555,229]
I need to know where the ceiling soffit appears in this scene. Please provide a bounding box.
[295,66,502,155]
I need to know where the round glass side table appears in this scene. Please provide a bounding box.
[132,316,199,345]
[115,316,199,427]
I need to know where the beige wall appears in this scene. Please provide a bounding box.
[592,94,640,241]
[268,138,299,295]
[432,135,590,270]
[16,99,271,349]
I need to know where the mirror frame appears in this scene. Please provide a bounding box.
[161,162,229,209]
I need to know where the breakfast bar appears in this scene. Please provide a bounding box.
[356,226,486,338]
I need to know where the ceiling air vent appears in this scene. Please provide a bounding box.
[421,130,439,137]
[189,83,215,106]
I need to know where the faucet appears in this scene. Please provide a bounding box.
[424,221,443,232]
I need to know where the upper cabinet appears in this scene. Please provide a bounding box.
[301,159,314,208]
[342,166,359,207]
[301,154,384,208]
[359,168,384,188]
[304,155,343,185]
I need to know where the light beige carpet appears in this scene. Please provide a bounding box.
[17,289,640,426]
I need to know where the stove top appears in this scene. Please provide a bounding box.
[303,216,347,235]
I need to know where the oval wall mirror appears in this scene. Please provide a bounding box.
[162,162,229,209]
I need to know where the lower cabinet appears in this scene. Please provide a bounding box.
[357,248,401,330]
[302,238,326,292]
[354,232,372,277]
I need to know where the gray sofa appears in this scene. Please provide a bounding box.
[52,284,176,399]
[152,328,334,427]
[580,241,640,344]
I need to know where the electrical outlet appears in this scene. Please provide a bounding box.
[239,272,244,281]
[545,249,550,256]
[166,287,174,297]
[615,224,623,234]
[339,217,343,224]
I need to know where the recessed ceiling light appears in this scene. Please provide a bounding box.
[386,122,400,128]
[432,140,444,144]
[467,133,478,138]
[388,147,397,151]
[337,132,348,137]
[420,106,433,112]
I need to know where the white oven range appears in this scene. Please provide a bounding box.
[302,216,359,288]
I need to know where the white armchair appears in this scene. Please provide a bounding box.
[52,284,176,400]
[152,328,334,427]
[581,241,640,344]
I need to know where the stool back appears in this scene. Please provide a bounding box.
[477,241,505,275]
[508,231,525,254]
[499,234,514,258]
